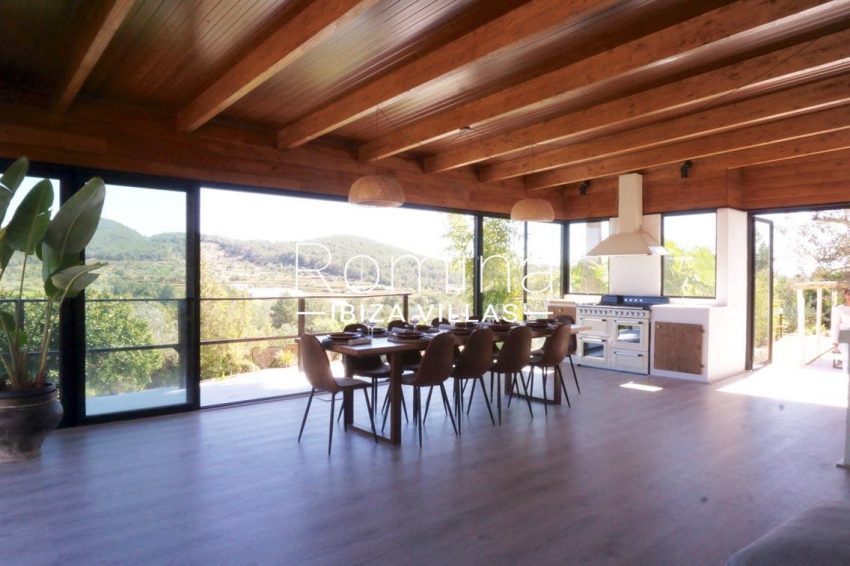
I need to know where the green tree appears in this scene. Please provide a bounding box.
[85,299,164,395]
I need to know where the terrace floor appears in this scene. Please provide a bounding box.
[3,361,849,565]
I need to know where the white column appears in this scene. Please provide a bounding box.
[797,288,805,366]
[838,330,850,470]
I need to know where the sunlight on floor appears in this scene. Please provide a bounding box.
[620,381,663,392]
[718,356,847,409]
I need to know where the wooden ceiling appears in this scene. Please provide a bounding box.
[3,0,850,218]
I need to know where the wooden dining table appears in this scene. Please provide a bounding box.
[323,323,589,446]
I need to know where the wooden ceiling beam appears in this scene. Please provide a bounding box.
[274,0,620,149]
[176,0,381,133]
[481,73,850,182]
[425,28,850,174]
[526,105,850,189]
[359,0,846,163]
[55,0,136,113]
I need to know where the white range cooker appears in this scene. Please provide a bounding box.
[576,294,669,374]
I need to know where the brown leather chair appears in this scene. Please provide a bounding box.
[298,334,377,454]
[397,332,458,447]
[529,323,574,414]
[491,325,533,422]
[450,328,496,432]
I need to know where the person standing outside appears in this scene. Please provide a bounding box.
[831,288,850,368]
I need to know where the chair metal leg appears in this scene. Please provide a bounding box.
[557,365,571,408]
[416,388,423,448]
[497,373,502,425]
[440,384,458,435]
[542,366,548,416]
[423,386,434,423]
[454,379,463,435]
[298,388,315,442]
[529,365,535,397]
[336,399,344,423]
[478,376,496,426]
[568,354,580,394]
[466,378,476,415]
[363,387,378,443]
[519,371,533,418]
[328,392,336,455]
[507,372,515,408]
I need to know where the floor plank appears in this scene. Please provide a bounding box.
[1,367,849,565]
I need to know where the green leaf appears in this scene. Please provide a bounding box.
[0,157,28,192]
[50,262,105,298]
[40,242,81,283]
[0,309,23,350]
[44,177,105,255]
[0,236,13,270]
[4,179,54,253]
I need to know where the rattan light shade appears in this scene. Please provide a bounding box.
[510,198,554,222]
[348,174,405,207]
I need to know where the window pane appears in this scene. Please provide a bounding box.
[481,217,524,320]
[200,188,475,406]
[569,221,609,294]
[525,222,562,316]
[85,185,187,415]
[662,212,717,298]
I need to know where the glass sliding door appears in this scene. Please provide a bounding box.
[525,221,562,316]
[199,187,475,406]
[481,217,524,320]
[84,184,188,416]
[751,217,773,368]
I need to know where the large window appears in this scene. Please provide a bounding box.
[199,188,475,406]
[662,212,717,298]
[84,184,188,416]
[568,221,609,294]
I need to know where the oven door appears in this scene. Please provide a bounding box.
[577,315,609,335]
[612,318,648,351]
[577,336,608,368]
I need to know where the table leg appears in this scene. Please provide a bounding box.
[389,352,402,445]
[343,355,354,426]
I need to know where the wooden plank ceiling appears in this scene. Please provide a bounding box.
[2,0,850,218]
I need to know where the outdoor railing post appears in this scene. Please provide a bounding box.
[297,297,305,370]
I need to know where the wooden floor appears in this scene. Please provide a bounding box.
[2,367,849,565]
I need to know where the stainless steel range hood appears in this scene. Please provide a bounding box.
[586,173,668,257]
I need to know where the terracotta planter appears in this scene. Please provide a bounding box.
[0,384,63,463]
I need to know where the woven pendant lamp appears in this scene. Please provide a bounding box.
[510,198,554,222]
[349,174,405,207]
[510,144,553,222]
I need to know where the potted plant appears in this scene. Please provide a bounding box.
[0,157,106,462]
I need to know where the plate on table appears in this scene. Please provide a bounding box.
[393,330,425,341]
[455,321,478,329]
[328,331,362,342]
[488,323,514,333]
[526,321,549,329]
[370,327,387,336]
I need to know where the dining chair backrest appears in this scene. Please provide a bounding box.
[344,323,368,333]
[431,317,449,327]
[388,319,407,330]
[452,328,495,378]
[412,332,457,387]
[544,315,577,355]
[540,323,572,366]
[493,325,532,373]
[299,334,339,393]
